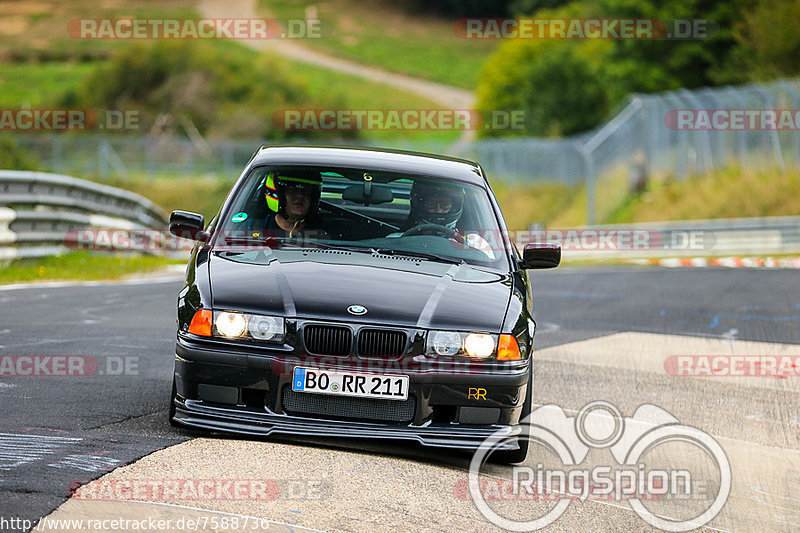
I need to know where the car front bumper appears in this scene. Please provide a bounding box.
[172,335,531,451]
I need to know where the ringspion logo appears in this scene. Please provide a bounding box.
[468,401,730,531]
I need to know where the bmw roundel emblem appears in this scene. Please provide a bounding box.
[347,305,367,315]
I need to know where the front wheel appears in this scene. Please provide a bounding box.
[168,375,182,428]
[490,364,532,464]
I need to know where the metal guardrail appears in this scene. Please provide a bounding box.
[533,216,800,260]
[1,169,797,264]
[0,170,168,262]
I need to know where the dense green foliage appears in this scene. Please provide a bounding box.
[475,0,800,137]
[399,0,570,17]
[59,40,352,140]
[0,136,39,170]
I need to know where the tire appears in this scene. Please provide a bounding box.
[490,364,533,464]
[168,375,182,428]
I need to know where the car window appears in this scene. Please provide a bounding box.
[214,166,509,269]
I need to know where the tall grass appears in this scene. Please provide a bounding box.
[491,166,800,229]
[263,0,497,89]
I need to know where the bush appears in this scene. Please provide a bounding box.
[0,135,39,170]
[60,40,351,140]
[726,0,800,81]
[476,36,613,137]
[475,0,776,137]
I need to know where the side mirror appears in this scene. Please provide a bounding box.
[519,243,560,269]
[169,210,208,242]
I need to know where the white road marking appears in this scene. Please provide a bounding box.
[48,454,124,472]
[0,433,82,469]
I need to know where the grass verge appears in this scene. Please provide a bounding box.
[1,0,451,143]
[490,165,800,230]
[97,174,234,222]
[0,252,184,284]
[0,63,97,107]
[284,60,457,143]
[262,0,496,89]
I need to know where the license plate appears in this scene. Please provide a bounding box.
[291,367,409,400]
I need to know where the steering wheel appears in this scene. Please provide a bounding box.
[401,223,456,238]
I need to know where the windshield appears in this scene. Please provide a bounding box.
[212,166,510,269]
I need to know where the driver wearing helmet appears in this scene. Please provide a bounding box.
[401,180,495,259]
[259,170,326,239]
[404,181,466,232]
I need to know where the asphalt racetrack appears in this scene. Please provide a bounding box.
[1,266,798,532]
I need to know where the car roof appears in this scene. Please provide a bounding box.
[249,145,487,186]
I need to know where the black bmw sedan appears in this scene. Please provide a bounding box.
[168,145,559,463]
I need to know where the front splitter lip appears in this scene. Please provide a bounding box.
[173,398,521,451]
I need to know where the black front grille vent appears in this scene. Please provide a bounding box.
[304,325,352,355]
[283,388,415,422]
[358,329,407,357]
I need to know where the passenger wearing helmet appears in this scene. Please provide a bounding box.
[259,170,326,239]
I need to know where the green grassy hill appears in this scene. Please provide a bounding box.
[493,166,800,230]
[262,0,497,89]
[0,0,453,143]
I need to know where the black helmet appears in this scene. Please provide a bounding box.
[409,180,465,228]
[263,170,322,218]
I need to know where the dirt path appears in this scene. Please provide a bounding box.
[197,0,475,109]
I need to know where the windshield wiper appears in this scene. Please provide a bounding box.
[219,236,463,264]
[279,241,378,254]
[220,234,277,245]
[372,248,465,265]
[220,236,365,251]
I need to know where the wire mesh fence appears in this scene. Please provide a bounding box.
[460,78,800,186]
[9,78,800,223]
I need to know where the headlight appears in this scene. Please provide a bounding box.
[431,331,462,356]
[211,311,285,343]
[215,312,247,337]
[464,333,495,358]
[426,330,499,359]
[249,315,283,342]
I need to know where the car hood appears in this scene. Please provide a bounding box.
[208,249,512,331]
